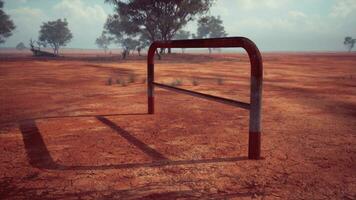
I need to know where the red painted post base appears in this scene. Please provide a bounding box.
[148,96,154,114]
[248,132,261,159]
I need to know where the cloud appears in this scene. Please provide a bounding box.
[237,13,329,34]
[52,0,108,48]
[8,7,43,18]
[53,0,107,24]
[6,7,46,44]
[4,0,109,48]
[288,10,307,19]
[331,0,356,18]
[235,0,290,10]
[3,0,354,51]
[8,0,28,4]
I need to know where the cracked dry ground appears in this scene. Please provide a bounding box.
[0,53,355,199]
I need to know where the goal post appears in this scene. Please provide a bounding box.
[147,37,263,160]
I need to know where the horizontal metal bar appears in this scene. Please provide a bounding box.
[150,37,247,49]
[153,82,250,110]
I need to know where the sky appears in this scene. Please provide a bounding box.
[1,0,356,51]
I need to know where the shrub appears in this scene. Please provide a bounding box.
[141,78,146,84]
[128,73,136,83]
[217,77,224,85]
[170,79,182,87]
[192,77,199,86]
[121,80,128,87]
[107,77,112,85]
[116,78,121,84]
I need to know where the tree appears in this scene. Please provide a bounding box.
[0,0,15,44]
[138,32,151,49]
[16,42,26,50]
[96,32,112,54]
[136,46,142,56]
[38,19,73,55]
[29,38,56,57]
[29,39,36,51]
[196,15,227,54]
[36,40,47,51]
[122,37,140,54]
[174,30,190,53]
[136,32,151,56]
[344,37,356,52]
[29,39,46,51]
[174,30,191,40]
[104,14,144,59]
[104,0,214,55]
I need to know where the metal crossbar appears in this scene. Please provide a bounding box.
[153,82,251,110]
[147,37,263,159]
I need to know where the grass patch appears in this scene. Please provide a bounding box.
[120,80,128,87]
[192,77,199,86]
[217,77,224,85]
[170,79,183,87]
[116,78,122,84]
[128,73,136,83]
[107,77,112,85]
[141,78,146,84]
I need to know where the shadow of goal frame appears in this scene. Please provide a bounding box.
[147,37,263,159]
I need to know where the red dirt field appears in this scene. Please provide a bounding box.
[0,52,355,199]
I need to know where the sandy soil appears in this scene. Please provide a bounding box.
[0,52,355,199]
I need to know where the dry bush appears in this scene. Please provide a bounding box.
[141,78,146,84]
[107,77,112,85]
[116,78,122,84]
[170,79,183,87]
[192,77,199,86]
[128,73,136,83]
[120,80,128,87]
[217,77,224,85]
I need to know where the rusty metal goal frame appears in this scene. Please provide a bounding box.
[147,37,263,159]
